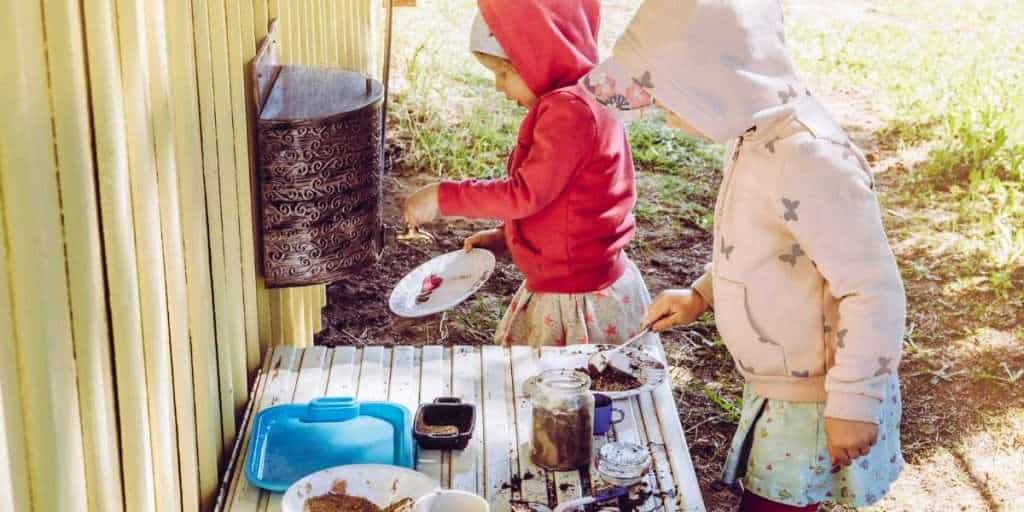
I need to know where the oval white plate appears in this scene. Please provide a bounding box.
[282,464,438,512]
[389,249,496,318]
[530,343,667,399]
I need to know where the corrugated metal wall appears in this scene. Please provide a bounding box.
[0,1,379,511]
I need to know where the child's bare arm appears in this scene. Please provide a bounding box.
[825,417,879,469]
[643,288,707,331]
[463,227,507,255]
[403,183,440,227]
[642,262,712,331]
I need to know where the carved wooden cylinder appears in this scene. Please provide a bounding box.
[257,66,384,287]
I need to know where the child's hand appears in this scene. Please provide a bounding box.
[643,289,707,332]
[825,417,879,470]
[463,228,506,255]
[403,183,441,228]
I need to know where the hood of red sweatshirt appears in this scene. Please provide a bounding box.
[478,0,600,97]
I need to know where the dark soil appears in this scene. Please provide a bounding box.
[315,149,740,509]
[317,82,1024,511]
[316,170,522,347]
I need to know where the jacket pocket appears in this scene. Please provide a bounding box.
[744,276,828,378]
[712,276,787,377]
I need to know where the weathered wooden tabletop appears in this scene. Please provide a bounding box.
[218,345,706,511]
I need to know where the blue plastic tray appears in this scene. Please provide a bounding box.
[245,397,415,492]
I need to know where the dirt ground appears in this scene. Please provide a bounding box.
[319,104,1022,512]
[316,2,1023,510]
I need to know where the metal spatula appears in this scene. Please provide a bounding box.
[382,497,414,512]
[587,325,653,375]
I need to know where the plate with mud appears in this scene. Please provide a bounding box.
[282,465,437,512]
[532,344,667,399]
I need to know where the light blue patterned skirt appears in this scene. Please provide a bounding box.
[722,377,904,507]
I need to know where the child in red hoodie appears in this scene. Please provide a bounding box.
[403,0,652,348]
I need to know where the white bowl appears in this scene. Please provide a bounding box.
[282,464,438,512]
[414,489,490,512]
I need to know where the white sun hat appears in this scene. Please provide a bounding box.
[469,12,507,59]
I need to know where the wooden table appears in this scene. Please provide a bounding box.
[217,346,706,511]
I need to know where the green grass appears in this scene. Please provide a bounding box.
[448,295,506,344]
[695,381,742,425]
[787,0,1024,270]
[389,0,722,210]
[634,173,714,230]
[629,117,721,229]
[392,1,1022,268]
[628,117,723,176]
[389,37,523,179]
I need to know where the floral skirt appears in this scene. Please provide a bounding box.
[494,259,652,347]
[722,378,905,507]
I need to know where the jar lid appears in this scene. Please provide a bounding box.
[596,442,651,486]
[537,369,591,391]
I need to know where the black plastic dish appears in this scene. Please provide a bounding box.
[413,397,476,450]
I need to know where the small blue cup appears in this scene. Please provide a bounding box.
[593,393,624,435]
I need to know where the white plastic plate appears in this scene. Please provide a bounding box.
[282,464,438,512]
[532,343,667,399]
[389,249,496,318]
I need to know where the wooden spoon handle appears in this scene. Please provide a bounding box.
[382,497,414,512]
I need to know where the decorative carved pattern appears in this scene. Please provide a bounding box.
[258,101,382,287]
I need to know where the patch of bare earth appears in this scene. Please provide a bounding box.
[809,74,1024,512]
[316,168,521,347]
[316,75,1022,512]
[317,2,1022,510]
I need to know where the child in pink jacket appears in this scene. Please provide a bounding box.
[404,0,655,348]
[582,0,907,510]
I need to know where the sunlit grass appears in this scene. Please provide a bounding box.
[787,0,1024,270]
[388,0,721,213]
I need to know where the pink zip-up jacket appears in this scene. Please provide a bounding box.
[597,0,906,424]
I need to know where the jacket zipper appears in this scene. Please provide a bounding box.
[713,136,746,232]
[731,136,745,166]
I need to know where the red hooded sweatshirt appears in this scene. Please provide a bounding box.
[438,0,636,293]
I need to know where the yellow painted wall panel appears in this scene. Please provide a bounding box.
[0,146,32,512]
[112,0,184,510]
[79,0,159,509]
[0,0,90,509]
[250,0,276,357]
[217,0,258,415]
[280,0,293,63]
[328,0,340,66]
[254,0,270,42]
[228,0,264,377]
[190,0,236,466]
[307,0,316,64]
[165,1,224,507]
[309,286,321,334]
[204,0,247,445]
[318,0,327,65]
[144,0,200,509]
[301,0,312,64]
[1,1,376,509]
[39,0,126,509]
[309,0,320,65]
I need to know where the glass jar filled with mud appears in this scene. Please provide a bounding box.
[530,369,595,470]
